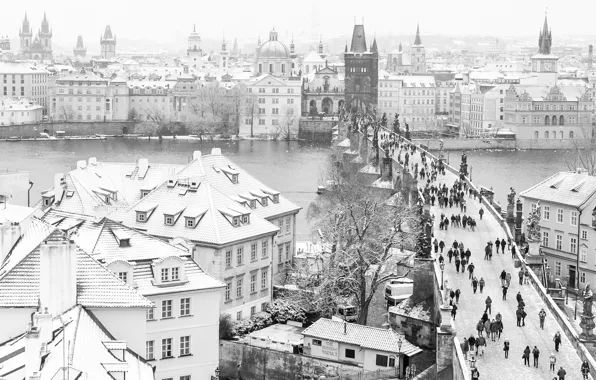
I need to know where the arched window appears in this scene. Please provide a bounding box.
[545,131,549,139]
[534,131,539,139]
[545,115,550,125]
[552,115,557,126]
[559,131,563,139]
[559,115,564,125]
[570,131,575,139]
[552,131,556,139]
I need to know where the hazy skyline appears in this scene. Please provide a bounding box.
[2,0,596,51]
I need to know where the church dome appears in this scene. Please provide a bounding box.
[258,29,289,59]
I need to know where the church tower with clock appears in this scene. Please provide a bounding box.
[531,13,558,86]
[344,22,378,114]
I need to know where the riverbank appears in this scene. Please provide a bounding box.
[1,134,307,143]
[413,137,581,151]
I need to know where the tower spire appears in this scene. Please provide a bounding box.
[414,23,422,45]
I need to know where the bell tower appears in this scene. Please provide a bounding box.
[344,21,378,113]
[411,23,426,74]
[39,12,53,58]
[220,36,229,71]
[100,25,117,59]
[19,13,32,55]
[530,12,558,86]
[187,25,202,69]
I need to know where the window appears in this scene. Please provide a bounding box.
[162,300,172,318]
[180,298,191,316]
[137,212,146,222]
[186,218,194,228]
[259,119,265,125]
[261,270,268,289]
[162,338,173,358]
[542,231,549,247]
[556,234,562,250]
[570,131,575,139]
[581,272,586,284]
[180,336,191,356]
[118,272,128,283]
[312,339,322,346]
[180,376,191,380]
[249,243,258,262]
[146,307,155,321]
[376,354,389,367]
[236,311,242,320]
[250,274,256,293]
[278,245,283,263]
[171,267,180,281]
[237,247,244,265]
[236,277,243,298]
[582,230,588,240]
[581,247,588,263]
[345,349,356,359]
[555,261,561,276]
[225,282,231,301]
[287,98,294,104]
[543,206,550,220]
[570,237,577,254]
[557,209,564,223]
[225,250,232,268]
[261,302,267,311]
[262,241,269,258]
[146,341,155,360]
[571,211,578,226]
[161,268,169,282]
[285,242,291,261]
[250,306,256,316]
[285,217,291,233]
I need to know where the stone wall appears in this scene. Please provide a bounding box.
[412,137,580,151]
[0,121,137,138]
[298,118,336,143]
[452,337,472,380]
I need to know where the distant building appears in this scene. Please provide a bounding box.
[530,15,558,86]
[520,171,596,288]
[19,12,53,61]
[100,25,117,59]
[73,35,87,58]
[0,35,10,51]
[0,96,44,126]
[50,71,114,121]
[302,51,325,74]
[187,25,202,69]
[302,65,344,116]
[127,80,174,122]
[344,23,378,113]
[220,37,229,71]
[0,62,49,114]
[254,29,294,77]
[411,24,427,74]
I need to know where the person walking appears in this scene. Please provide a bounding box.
[512,244,517,259]
[500,270,507,286]
[502,284,509,300]
[439,240,445,253]
[523,346,531,366]
[479,207,484,220]
[468,335,477,353]
[516,308,523,327]
[557,366,566,380]
[521,307,527,326]
[455,289,461,304]
[476,320,484,337]
[485,296,492,314]
[433,238,439,254]
[482,311,489,324]
[501,238,506,254]
[451,304,458,320]
[477,335,486,355]
[455,256,461,273]
[448,248,453,263]
[554,331,562,352]
[506,272,512,287]
[461,338,469,360]
[532,346,540,368]
[472,277,479,294]
[549,352,557,372]
[539,309,547,329]
[471,368,480,380]
[581,360,590,379]
[524,267,530,284]
[503,340,510,358]
[519,268,524,285]
[479,277,485,293]
[439,254,444,265]
[495,238,501,253]
[468,262,475,279]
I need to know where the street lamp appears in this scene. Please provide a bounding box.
[397,336,403,379]
[440,262,445,290]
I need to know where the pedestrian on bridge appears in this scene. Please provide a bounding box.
[523,346,531,366]
[468,263,475,279]
[479,207,484,220]
[539,309,547,329]
[485,296,492,314]
[495,238,501,253]
[472,277,479,294]
[448,248,453,263]
[516,308,524,327]
[479,277,485,293]
[455,289,461,303]
[554,332,562,352]
[468,335,476,350]
[476,336,486,355]
[532,346,540,367]
[501,238,506,254]
[490,319,498,341]
[461,338,469,359]
[455,257,461,273]
[471,368,479,380]
[549,352,557,372]
[476,320,484,337]
[503,340,510,358]
[439,254,444,265]
[557,366,566,380]
[502,285,508,300]
[581,360,590,379]
[519,268,524,285]
[461,257,467,273]
[439,240,445,253]
[500,270,507,286]
[506,272,512,287]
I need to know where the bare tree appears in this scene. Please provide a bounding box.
[275,106,296,141]
[135,102,173,136]
[55,105,74,122]
[282,161,420,325]
[564,126,596,175]
[243,94,259,138]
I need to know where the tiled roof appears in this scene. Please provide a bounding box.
[302,319,422,357]
[0,306,154,380]
[115,180,279,246]
[520,172,596,209]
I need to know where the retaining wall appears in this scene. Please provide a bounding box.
[0,121,136,138]
[412,138,581,151]
[452,337,472,380]
[298,118,335,142]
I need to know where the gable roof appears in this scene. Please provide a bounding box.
[302,319,422,357]
[519,172,596,209]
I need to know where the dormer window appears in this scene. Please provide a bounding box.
[231,174,238,184]
[273,194,279,203]
[172,267,179,281]
[137,212,147,222]
[141,190,150,198]
[118,272,128,283]
[261,197,268,206]
[119,238,130,247]
[233,217,240,226]
[186,218,194,228]
[242,214,250,224]
[161,268,169,282]
[250,200,256,209]
[165,215,174,225]
[42,196,55,207]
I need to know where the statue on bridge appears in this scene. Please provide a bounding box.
[381,112,387,127]
[507,187,516,206]
[461,151,467,164]
[583,284,594,317]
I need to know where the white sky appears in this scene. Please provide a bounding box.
[1,0,595,47]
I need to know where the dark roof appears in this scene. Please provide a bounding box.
[350,25,367,53]
[414,23,422,46]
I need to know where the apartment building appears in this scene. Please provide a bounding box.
[50,71,114,121]
[520,171,596,288]
[0,96,43,125]
[0,61,49,114]
[128,80,174,121]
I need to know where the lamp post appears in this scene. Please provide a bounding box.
[397,336,403,379]
[440,262,445,290]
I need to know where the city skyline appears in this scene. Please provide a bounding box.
[2,0,596,52]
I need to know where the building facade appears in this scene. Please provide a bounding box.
[0,97,43,125]
[128,80,174,122]
[100,25,117,59]
[302,66,344,116]
[50,71,114,121]
[520,172,596,289]
[19,13,53,61]
[344,24,378,113]
[0,62,49,114]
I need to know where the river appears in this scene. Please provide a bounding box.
[0,139,572,236]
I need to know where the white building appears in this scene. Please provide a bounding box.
[0,61,49,114]
[50,71,114,121]
[0,96,43,125]
[241,74,301,137]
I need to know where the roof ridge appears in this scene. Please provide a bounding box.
[519,172,563,196]
[205,184,221,244]
[69,306,83,366]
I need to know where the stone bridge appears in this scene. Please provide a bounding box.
[333,120,596,380]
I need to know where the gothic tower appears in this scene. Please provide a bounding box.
[73,35,86,58]
[344,22,378,113]
[219,37,229,71]
[100,25,116,59]
[19,13,32,54]
[530,13,558,86]
[411,23,426,74]
[187,25,202,68]
[39,12,52,55]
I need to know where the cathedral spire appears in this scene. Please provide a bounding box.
[538,12,552,55]
[414,23,422,45]
[371,37,378,53]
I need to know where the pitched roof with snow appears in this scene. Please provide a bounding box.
[520,171,596,209]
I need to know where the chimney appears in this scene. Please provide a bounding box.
[589,45,594,71]
[34,307,53,344]
[25,322,41,378]
[40,239,77,317]
[211,148,222,156]
[0,222,21,265]
[54,173,64,206]
[343,321,347,335]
